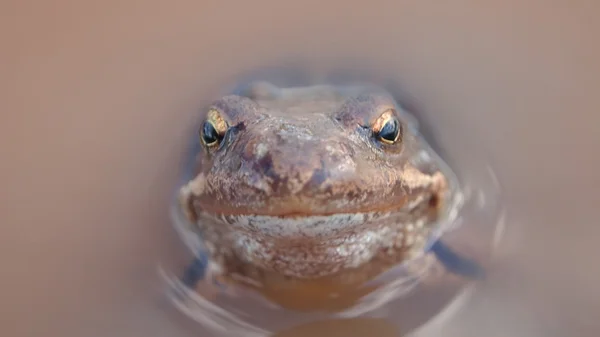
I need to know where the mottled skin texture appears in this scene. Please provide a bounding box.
[178,82,478,303]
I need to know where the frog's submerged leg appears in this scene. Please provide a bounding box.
[180,253,209,288]
[428,240,485,279]
[182,253,229,288]
[180,252,232,301]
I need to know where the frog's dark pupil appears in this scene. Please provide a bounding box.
[379,119,399,142]
[202,121,220,145]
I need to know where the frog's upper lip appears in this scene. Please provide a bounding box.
[180,170,445,221]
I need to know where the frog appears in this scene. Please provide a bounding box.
[175,81,483,310]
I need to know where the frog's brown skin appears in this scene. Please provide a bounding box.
[179,82,452,292]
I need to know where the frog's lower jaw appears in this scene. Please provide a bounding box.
[191,203,442,281]
[179,170,456,281]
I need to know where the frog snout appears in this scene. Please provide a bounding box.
[242,137,357,194]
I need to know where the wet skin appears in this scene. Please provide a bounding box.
[176,82,482,305]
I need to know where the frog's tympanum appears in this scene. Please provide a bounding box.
[177,82,475,310]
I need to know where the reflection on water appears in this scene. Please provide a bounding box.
[159,70,506,336]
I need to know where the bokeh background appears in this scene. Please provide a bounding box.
[1,1,599,336]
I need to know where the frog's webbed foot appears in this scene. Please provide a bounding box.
[181,253,236,300]
[428,240,485,279]
[180,253,209,288]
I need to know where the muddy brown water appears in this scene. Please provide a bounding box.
[2,1,600,336]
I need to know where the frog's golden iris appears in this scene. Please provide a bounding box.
[200,109,228,147]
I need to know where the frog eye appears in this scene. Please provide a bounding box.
[200,109,228,147]
[378,118,400,143]
[372,109,402,144]
[201,121,221,146]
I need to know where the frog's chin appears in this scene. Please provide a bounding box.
[193,208,436,278]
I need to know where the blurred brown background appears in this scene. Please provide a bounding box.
[1,0,599,336]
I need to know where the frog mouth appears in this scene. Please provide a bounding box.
[180,186,441,237]
[178,169,446,222]
[199,193,438,217]
[177,196,441,279]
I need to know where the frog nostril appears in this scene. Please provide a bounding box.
[428,194,440,208]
